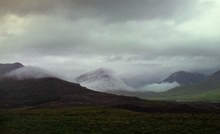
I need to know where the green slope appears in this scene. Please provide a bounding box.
[153,88,220,101]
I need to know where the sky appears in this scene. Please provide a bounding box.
[0,0,220,86]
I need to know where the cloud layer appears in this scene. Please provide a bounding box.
[0,0,196,21]
[4,66,55,80]
[0,0,220,85]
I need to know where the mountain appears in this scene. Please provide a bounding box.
[75,68,134,92]
[0,64,143,108]
[0,77,143,108]
[0,63,220,113]
[149,70,220,101]
[162,71,207,86]
[0,64,141,108]
[0,62,24,75]
[1,77,220,113]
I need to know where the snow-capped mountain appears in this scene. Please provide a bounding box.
[75,68,134,92]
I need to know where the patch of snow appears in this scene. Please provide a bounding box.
[76,68,134,92]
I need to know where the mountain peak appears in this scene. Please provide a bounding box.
[75,68,134,92]
[0,62,24,75]
[14,62,24,67]
[0,62,24,67]
[87,68,113,76]
[162,71,207,86]
[170,71,196,76]
[211,70,220,79]
[75,68,113,83]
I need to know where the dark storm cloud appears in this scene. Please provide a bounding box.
[0,0,196,21]
[74,0,197,21]
[1,0,220,86]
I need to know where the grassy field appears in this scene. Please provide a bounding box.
[151,88,220,101]
[1,107,220,134]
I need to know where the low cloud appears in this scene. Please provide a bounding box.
[140,82,180,92]
[4,66,55,80]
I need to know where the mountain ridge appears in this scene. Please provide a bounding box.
[161,71,207,86]
[1,63,220,113]
[0,77,143,108]
[0,62,24,75]
[148,69,220,100]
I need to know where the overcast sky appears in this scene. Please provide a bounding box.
[0,0,220,84]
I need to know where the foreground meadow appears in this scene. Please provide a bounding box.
[0,106,220,134]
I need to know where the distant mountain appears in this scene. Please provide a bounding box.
[75,68,134,92]
[211,70,220,79]
[162,71,207,86]
[149,70,220,101]
[0,62,24,75]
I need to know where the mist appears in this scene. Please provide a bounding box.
[4,66,55,80]
[140,82,180,92]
